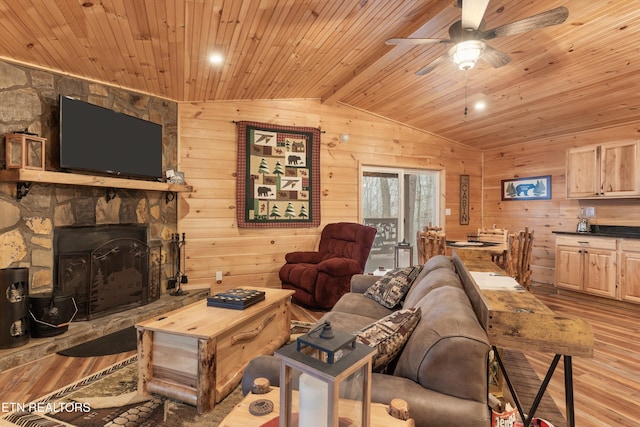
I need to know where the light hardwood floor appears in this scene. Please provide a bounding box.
[527,287,640,427]
[1,290,638,426]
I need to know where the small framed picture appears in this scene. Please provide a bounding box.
[501,175,551,201]
[166,169,185,184]
[168,171,185,184]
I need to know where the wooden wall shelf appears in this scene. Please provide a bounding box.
[0,168,192,193]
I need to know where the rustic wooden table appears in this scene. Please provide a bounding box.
[446,240,507,257]
[218,387,414,426]
[136,287,295,414]
[452,249,593,427]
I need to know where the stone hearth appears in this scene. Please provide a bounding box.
[0,289,207,371]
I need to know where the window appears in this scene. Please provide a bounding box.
[362,166,441,271]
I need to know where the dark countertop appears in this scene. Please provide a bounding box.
[553,225,640,239]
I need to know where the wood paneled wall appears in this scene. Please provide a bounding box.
[178,99,482,292]
[483,121,640,285]
[178,98,640,290]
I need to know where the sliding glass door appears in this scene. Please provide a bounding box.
[362,166,440,271]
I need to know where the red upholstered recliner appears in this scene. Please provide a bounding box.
[279,222,377,309]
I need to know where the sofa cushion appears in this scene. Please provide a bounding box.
[317,311,379,333]
[354,307,421,372]
[332,292,395,320]
[413,255,454,284]
[364,265,423,309]
[350,274,379,294]
[393,286,489,402]
[403,267,463,308]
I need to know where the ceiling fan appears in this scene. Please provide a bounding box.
[386,0,569,75]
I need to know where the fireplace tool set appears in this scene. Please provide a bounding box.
[169,232,188,296]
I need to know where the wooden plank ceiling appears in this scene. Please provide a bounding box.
[0,0,638,150]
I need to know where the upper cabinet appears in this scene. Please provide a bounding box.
[566,140,640,198]
[566,145,599,198]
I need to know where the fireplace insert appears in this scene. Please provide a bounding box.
[54,225,161,320]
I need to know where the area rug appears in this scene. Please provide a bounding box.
[0,353,245,427]
[0,322,316,427]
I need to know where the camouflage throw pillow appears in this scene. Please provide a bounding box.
[354,307,421,372]
[364,265,423,309]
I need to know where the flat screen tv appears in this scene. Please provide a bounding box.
[59,95,163,180]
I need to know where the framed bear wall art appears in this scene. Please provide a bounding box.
[501,175,551,201]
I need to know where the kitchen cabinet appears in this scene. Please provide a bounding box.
[566,140,640,198]
[566,145,599,198]
[555,235,617,299]
[619,239,640,304]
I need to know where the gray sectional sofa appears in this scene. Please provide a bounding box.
[242,255,491,426]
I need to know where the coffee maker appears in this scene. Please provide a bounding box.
[577,208,591,233]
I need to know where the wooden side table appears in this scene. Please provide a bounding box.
[218,387,415,426]
[136,287,295,414]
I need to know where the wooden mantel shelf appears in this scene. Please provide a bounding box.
[0,168,192,193]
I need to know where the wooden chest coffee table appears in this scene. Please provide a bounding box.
[136,287,295,414]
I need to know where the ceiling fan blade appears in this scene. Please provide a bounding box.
[461,0,490,30]
[416,53,449,75]
[386,38,449,46]
[484,6,569,40]
[481,45,511,68]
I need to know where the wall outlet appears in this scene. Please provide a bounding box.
[216,271,223,283]
[445,208,451,216]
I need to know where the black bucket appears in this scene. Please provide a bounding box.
[0,268,30,349]
[29,291,77,338]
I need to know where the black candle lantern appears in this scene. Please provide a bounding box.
[274,321,375,426]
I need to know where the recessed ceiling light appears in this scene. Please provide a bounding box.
[209,53,224,65]
[474,100,487,111]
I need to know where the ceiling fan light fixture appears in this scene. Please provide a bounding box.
[449,40,486,70]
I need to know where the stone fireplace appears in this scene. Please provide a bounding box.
[0,59,179,293]
[0,59,198,370]
[53,224,161,320]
